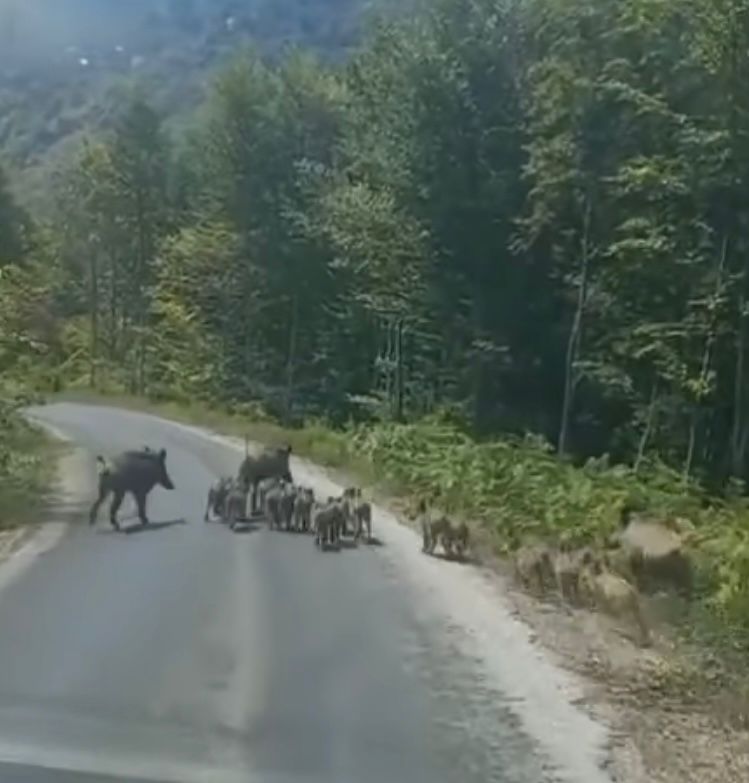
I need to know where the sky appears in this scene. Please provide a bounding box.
[0,0,157,61]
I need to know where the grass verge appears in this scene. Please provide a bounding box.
[0,397,62,531]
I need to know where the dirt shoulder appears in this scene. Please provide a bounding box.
[0,526,37,567]
[498,564,749,783]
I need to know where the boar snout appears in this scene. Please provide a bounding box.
[158,449,175,490]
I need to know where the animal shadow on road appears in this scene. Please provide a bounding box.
[361,535,385,548]
[123,518,187,535]
[229,520,262,534]
[426,550,475,565]
[319,535,385,551]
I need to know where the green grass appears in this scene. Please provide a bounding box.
[0,399,61,531]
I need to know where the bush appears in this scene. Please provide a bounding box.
[0,395,51,530]
[350,417,749,637]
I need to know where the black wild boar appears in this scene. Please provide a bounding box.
[89,448,175,531]
[238,444,293,514]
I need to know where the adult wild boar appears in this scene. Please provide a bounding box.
[238,444,293,514]
[89,448,175,531]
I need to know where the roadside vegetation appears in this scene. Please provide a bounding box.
[0,396,56,530]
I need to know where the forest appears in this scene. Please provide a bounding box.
[3,0,749,636]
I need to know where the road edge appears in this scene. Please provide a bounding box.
[0,418,78,595]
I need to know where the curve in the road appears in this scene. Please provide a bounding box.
[0,402,614,783]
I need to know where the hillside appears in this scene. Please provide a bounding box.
[0,0,386,204]
[1,0,376,67]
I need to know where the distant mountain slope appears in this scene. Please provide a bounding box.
[1,0,377,66]
[0,0,390,203]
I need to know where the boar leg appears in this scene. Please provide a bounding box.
[134,489,149,526]
[109,489,124,531]
[89,484,109,526]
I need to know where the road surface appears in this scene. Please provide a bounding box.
[0,402,600,783]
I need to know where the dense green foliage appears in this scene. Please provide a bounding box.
[0,164,29,263]
[28,0,749,484]
[4,0,749,634]
[0,396,53,530]
[0,169,54,526]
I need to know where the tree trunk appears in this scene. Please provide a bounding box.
[634,378,658,473]
[89,246,99,388]
[284,289,299,420]
[109,257,119,360]
[384,321,393,412]
[243,307,252,389]
[558,196,591,456]
[242,263,253,388]
[731,285,746,475]
[137,334,147,396]
[685,234,728,483]
[395,320,405,422]
[740,423,749,477]
[684,415,697,486]
[134,186,148,396]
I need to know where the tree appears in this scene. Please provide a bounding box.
[0,164,28,265]
[110,96,169,394]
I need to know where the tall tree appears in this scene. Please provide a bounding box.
[0,164,28,265]
[110,97,169,393]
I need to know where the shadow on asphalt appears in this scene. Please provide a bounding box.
[317,541,342,553]
[303,534,387,551]
[426,550,474,565]
[229,521,263,534]
[340,535,385,548]
[122,518,187,535]
[272,528,313,535]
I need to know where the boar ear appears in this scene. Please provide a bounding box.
[159,448,167,461]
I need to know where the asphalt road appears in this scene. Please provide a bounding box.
[0,402,559,783]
